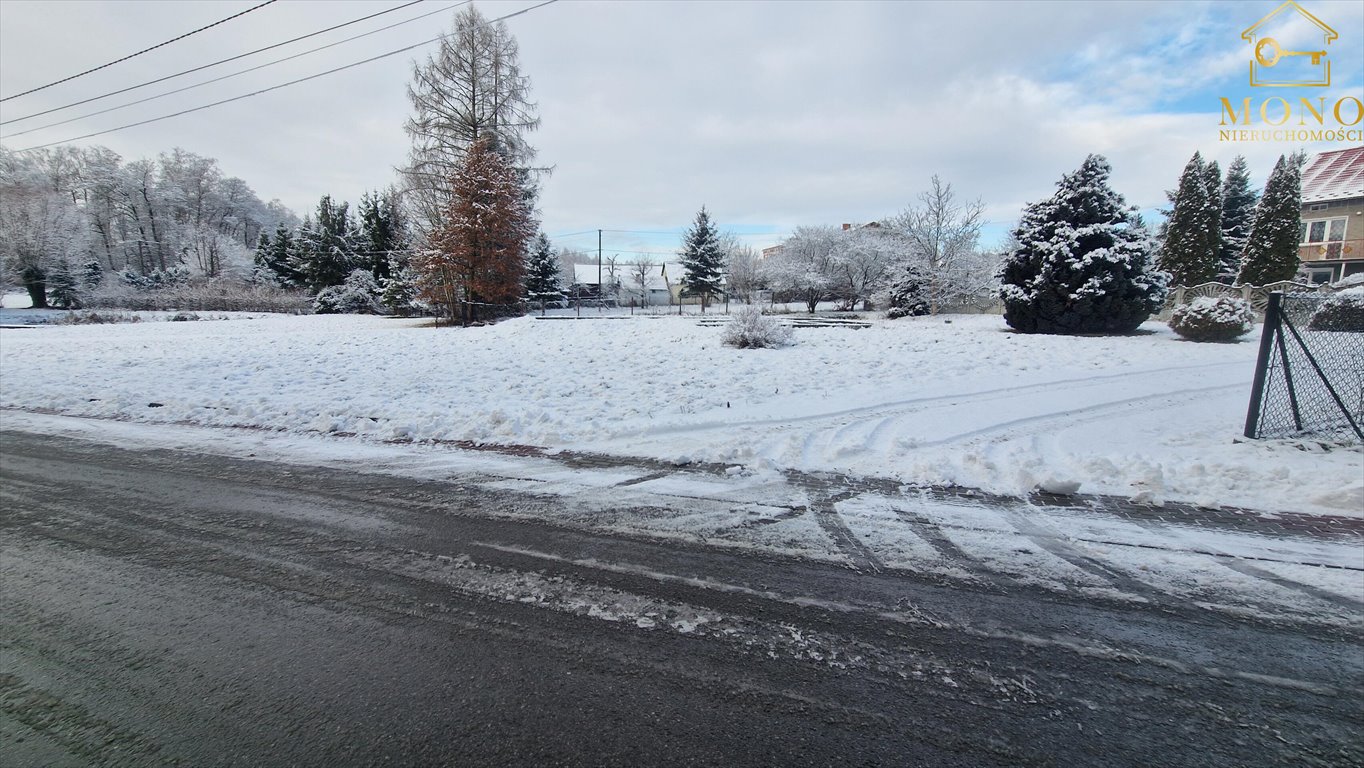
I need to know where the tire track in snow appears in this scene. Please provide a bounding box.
[903,383,1243,451]
[1216,559,1364,612]
[1002,510,1172,607]
[889,505,1011,590]
[634,360,1243,439]
[781,474,885,573]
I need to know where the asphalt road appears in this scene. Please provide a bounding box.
[2,429,1361,767]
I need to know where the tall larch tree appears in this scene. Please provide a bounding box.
[1219,155,1258,279]
[998,154,1169,334]
[1158,152,1221,286]
[416,138,536,325]
[402,5,542,240]
[679,206,726,313]
[1237,153,1304,286]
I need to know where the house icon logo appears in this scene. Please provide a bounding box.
[1242,1,1337,87]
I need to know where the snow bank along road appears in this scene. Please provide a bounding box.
[1,312,1360,517]
[2,420,1361,766]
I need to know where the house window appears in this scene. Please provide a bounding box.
[1301,217,1347,259]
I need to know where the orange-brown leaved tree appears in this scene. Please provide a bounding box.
[415,138,536,325]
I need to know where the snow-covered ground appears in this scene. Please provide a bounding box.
[1,308,1359,517]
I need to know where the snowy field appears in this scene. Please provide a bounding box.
[0,307,1360,517]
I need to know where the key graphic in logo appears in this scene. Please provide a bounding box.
[1242,1,1337,87]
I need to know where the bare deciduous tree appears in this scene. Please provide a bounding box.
[402,5,542,239]
[889,176,993,313]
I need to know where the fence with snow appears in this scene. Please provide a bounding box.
[1244,291,1364,444]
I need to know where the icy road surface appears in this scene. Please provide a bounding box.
[3,420,1361,766]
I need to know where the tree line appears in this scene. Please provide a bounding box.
[0,145,294,308]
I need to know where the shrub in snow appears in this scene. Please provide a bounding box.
[998,154,1169,334]
[314,269,383,315]
[57,311,142,325]
[882,265,930,319]
[722,307,793,348]
[1169,297,1254,342]
[1308,289,1364,332]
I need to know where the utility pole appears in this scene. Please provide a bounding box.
[597,229,602,297]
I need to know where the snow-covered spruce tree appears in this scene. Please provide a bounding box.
[380,258,420,316]
[81,258,103,290]
[402,5,541,239]
[47,260,83,309]
[1237,153,1303,286]
[358,188,409,282]
[297,196,359,291]
[1158,152,1221,287]
[524,232,563,314]
[999,154,1169,334]
[679,206,726,312]
[1218,155,1258,280]
[416,138,536,325]
[882,263,930,319]
[252,223,303,287]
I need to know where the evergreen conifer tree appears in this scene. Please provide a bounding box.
[298,196,359,291]
[380,257,420,317]
[81,258,103,290]
[524,232,563,314]
[999,154,1169,334]
[1219,155,1258,279]
[1158,152,1221,286]
[358,189,409,282]
[1237,153,1303,285]
[679,206,725,312]
[47,260,83,309]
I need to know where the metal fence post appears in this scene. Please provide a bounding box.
[1244,292,1281,439]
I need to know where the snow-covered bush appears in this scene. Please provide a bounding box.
[1169,296,1254,342]
[314,269,383,315]
[1308,288,1364,332]
[999,155,1168,334]
[722,306,793,349]
[882,265,930,319]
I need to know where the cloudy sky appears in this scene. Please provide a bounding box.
[1,0,1361,257]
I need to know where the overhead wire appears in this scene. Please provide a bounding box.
[1,0,426,126]
[11,0,559,152]
[0,0,280,102]
[2,1,470,140]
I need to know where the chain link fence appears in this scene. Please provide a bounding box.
[1245,292,1364,443]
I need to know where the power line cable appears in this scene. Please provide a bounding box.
[12,0,558,152]
[3,1,468,139]
[0,0,280,103]
[1,0,425,126]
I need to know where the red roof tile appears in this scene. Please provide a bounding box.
[1301,146,1364,203]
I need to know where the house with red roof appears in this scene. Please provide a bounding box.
[1297,146,1364,284]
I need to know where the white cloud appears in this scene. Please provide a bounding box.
[1,0,1360,249]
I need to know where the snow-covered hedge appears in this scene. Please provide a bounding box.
[722,307,793,349]
[1308,288,1364,332]
[1169,296,1254,342]
[86,281,311,313]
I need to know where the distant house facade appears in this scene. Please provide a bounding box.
[1298,146,1364,284]
[571,263,683,306]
